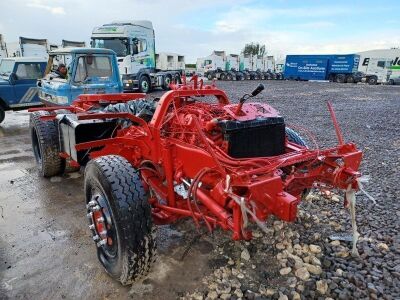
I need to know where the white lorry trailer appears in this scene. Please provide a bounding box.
[0,34,7,59]
[91,20,183,93]
[61,40,86,48]
[6,37,49,58]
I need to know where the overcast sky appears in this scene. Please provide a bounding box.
[1,0,399,63]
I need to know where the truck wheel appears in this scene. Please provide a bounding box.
[368,76,377,85]
[139,76,151,93]
[346,76,355,83]
[162,75,172,91]
[207,73,213,80]
[84,155,156,285]
[0,105,5,124]
[285,127,307,147]
[174,74,182,84]
[220,73,227,80]
[30,111,64,177]
[336,75,345,83]
[389,79,394,85]
[227,74,233,81]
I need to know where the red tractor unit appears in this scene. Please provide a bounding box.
[30,77,363,284]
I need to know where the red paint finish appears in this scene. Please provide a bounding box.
[32,78,363,240]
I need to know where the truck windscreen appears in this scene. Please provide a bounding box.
[74,56,113,83]
[0,60,15,76]
[92,38,129,57]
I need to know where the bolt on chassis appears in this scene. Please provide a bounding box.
[29,77,362,284]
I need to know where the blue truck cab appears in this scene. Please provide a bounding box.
[0,57,47,124]
[38,48,122,106]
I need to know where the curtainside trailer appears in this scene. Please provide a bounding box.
[284,54,359,83]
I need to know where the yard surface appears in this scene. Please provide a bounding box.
[0,81,399,300]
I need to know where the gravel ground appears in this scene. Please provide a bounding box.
[1,80,399,300]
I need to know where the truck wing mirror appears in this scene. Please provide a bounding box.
[9,72,18,83]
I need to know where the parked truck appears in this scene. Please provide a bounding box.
[284,54,360,82]
[0,57,47,123]
[37,48,122,106]
[284,54,391,84]
[61,40,86,48]
[91,20,183,93]
[360,58,392,85]
[0,34,7,60]
[6,37,49,58]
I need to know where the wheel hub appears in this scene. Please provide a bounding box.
[87,194,116,255]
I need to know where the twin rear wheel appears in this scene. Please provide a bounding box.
[30,111,64,177]
[30,111,79,177]
[84,155,156,285]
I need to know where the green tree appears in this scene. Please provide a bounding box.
[242,42,266,56]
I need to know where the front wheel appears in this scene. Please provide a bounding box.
[139,76,151,93]
[368,76,377,85]
[84,155,156,285]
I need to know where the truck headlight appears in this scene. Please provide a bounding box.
[53,95,69,104]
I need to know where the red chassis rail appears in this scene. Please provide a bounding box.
[33,79,362,240]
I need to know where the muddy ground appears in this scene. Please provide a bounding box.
[0,81,399,300]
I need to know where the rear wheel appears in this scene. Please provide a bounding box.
[0,105,5,124]
[389,79,394,85]
[139,76,151,93]
[368,76,377,85]
[346,76,355,83]
[220,73,227,80]
[336,74,345,83]
[84,155,156,285]
[162,75,172,91]
[227,74,233,81]
[207,73,213,80]
[30,111,64,177]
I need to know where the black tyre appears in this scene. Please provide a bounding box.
[227,74,233,81]
[84,155,156,285]
[30,111,63,177]
[336,74,345,83]
[207,73,213,80]
[0,105,5,124]
[162,75,172,91]
[285,127,307,147]
[139,76,151,93]
[368,76,377,85]
[346,76,355,83]
[389,79,394,85]
[220,73,227,80]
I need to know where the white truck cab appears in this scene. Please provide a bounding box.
[362,58,392,84]
[91,20,183,93]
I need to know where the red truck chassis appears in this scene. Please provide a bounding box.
[30,78,363,284]
[31,78,362,241]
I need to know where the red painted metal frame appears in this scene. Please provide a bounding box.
[32,79,363,240]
